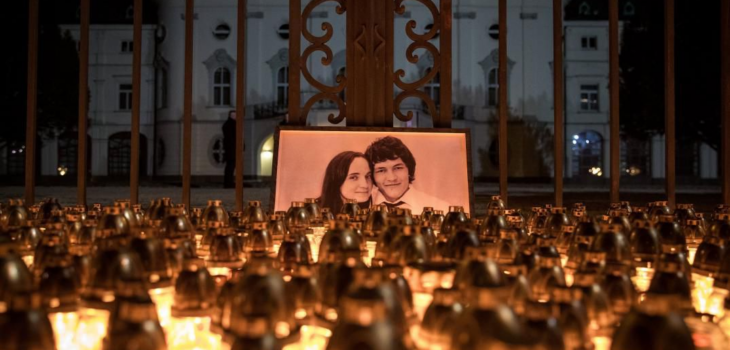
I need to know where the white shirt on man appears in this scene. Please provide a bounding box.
[372,185,450,215]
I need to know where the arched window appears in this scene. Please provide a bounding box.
[213,67,232,106]
[424,68,440,106]
[571,131,603,178]
[58,132,78,176]
[5,141,25,175]
[579,2,591,16]
[277,67,289,107]
[108,132,147,176]
[487,68,499,107]
[259,134,275,176]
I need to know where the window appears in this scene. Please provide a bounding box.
[277,67,289,106]
[424,23,439,39]
[580,84,599,111]
[581,36,597,50]
[571,131,603,178]
[125,5,134,20]
[121,40,133,53]
[213,23,231,40]
[624,2,636,16]
[622,138,650,177]
[108,133,131,176]
[210,136,226,166]
[579,2,590,15]
[213,67,231,106]
[278,24,290,40]
[6,142,25,175]
[119,84,133,111]
[108,132,147,176]
[58,133,78,176]
[424,68,440,106]
[487,68,499,107]
[488,24,499,40]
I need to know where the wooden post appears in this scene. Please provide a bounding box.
[553,0,564,207]
[664,0,675,209]
[235,0,247,211]
[131,0,143,205]
[78,0,90,206]
[183,0,194,209]
[609,0,620,203]
[498,0,508,204]
[288,0,301,124]
[722,0,730,205]
[25,0,39,205]
[438,0,453,128]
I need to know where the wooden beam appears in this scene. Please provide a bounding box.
[498,0,508,205]
[664,0,675,209]
[609,0,620,203]
[131,0,143,205]
[722,0,730,205]
[438,0,453,128]
[288,0,301,124]
[553,0,564,207]
[78,0,90,206]
[236,0,247,211]
[183,0,194,209]
[25,0,39,205]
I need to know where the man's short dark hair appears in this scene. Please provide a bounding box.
[364,136,416,183]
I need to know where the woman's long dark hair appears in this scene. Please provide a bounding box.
[318,151,371,214]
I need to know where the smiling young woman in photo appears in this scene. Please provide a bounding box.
[318,151,373,214]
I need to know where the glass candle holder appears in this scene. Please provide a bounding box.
[167,316,226,350]
[48,311,80,350]
[75,307,111,350]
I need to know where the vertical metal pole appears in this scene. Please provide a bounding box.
[25,0,39,206]
[498,0,508,204]
[183,0,194,209]
[722,0,730,205]
[438,0,453,128]
[78,0,90,206]
[235,0,247,211]
[664,0,675,209]
[553,0,564,207]
[288,0,301,124]
[609,0,620,203]
[131,0,142,205]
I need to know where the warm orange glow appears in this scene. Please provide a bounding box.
[49,311,79,350]
[688,247,698,265]
[592,336,611,350]
[75,307,110,350]
[167,316,226,350]
[706,288,729,318]
[632,267,654,293]
[149,286,175,330]
[306,227,327,263]
[691,273,715,314]
[21,254,34,269]
[282,325,332,350]
[365,241,377,267]
[413,325,451,350]
[413,293,434,322]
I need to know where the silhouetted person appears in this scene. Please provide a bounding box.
[223,110,236,188]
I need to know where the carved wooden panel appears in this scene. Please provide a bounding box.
[288,0,452,127]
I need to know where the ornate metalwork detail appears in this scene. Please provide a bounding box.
[298,0,347,123]
[393,0,442,122]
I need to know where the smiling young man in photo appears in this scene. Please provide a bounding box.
[364,136,448,214]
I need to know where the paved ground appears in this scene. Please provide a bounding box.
[1,183,723,215]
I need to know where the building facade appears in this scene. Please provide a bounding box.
[43,0,716,182]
